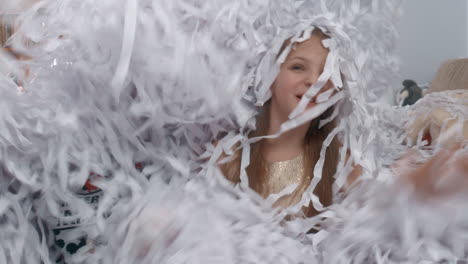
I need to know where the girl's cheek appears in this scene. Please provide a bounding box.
[324,80,334,90]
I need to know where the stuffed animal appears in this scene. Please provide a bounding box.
[397,79,423,106]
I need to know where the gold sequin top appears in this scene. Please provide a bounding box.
[261,152,310,208]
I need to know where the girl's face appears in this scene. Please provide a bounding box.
[270,34,334,120]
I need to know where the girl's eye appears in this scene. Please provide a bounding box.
[291,64,305,71]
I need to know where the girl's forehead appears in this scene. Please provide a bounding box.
[295,35,327,51]
[287,37,329,59]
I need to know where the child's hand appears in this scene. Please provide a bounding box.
[406,91,468,147]
[407,108,467,146]
[395,146,468,198]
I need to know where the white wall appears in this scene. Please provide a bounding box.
[397,0,468,85]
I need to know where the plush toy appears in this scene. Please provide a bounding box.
[397,79,423,106]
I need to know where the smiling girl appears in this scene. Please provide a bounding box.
[221,28,340,216]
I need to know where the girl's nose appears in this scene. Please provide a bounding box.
[305,74,318,87]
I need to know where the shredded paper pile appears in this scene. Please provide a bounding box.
[1,0,468,263]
